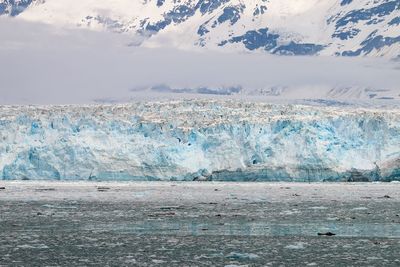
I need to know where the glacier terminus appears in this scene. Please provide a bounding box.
[1,100,399,182]
[1,1,400,266]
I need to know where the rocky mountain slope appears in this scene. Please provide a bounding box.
[1,0,399,57]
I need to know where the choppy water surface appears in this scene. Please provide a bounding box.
[92,221,400,238]
[0,182,399,266]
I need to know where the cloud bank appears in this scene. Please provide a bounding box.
[0,17,399,105]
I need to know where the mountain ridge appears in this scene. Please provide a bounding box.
[1,0,399,57]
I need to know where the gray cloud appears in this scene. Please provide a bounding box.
[0,17,399,105]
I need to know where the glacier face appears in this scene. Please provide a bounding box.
[0,0,399,58]
[1,100,400,182]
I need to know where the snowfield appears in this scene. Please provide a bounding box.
[1,0,399,57]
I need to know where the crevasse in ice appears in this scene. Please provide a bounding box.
[1,100,399,181]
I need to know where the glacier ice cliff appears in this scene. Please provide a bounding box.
[1,100,400,181]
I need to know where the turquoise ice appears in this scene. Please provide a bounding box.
[1,100,399,181]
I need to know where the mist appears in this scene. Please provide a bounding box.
[0,17,399,105]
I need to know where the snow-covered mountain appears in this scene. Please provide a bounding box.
[1,0,399,57]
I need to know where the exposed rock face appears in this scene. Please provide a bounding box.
[1,0,399,57]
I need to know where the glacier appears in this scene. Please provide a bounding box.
[1,100,400,182]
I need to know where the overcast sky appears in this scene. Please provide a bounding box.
[0,17,399,105]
